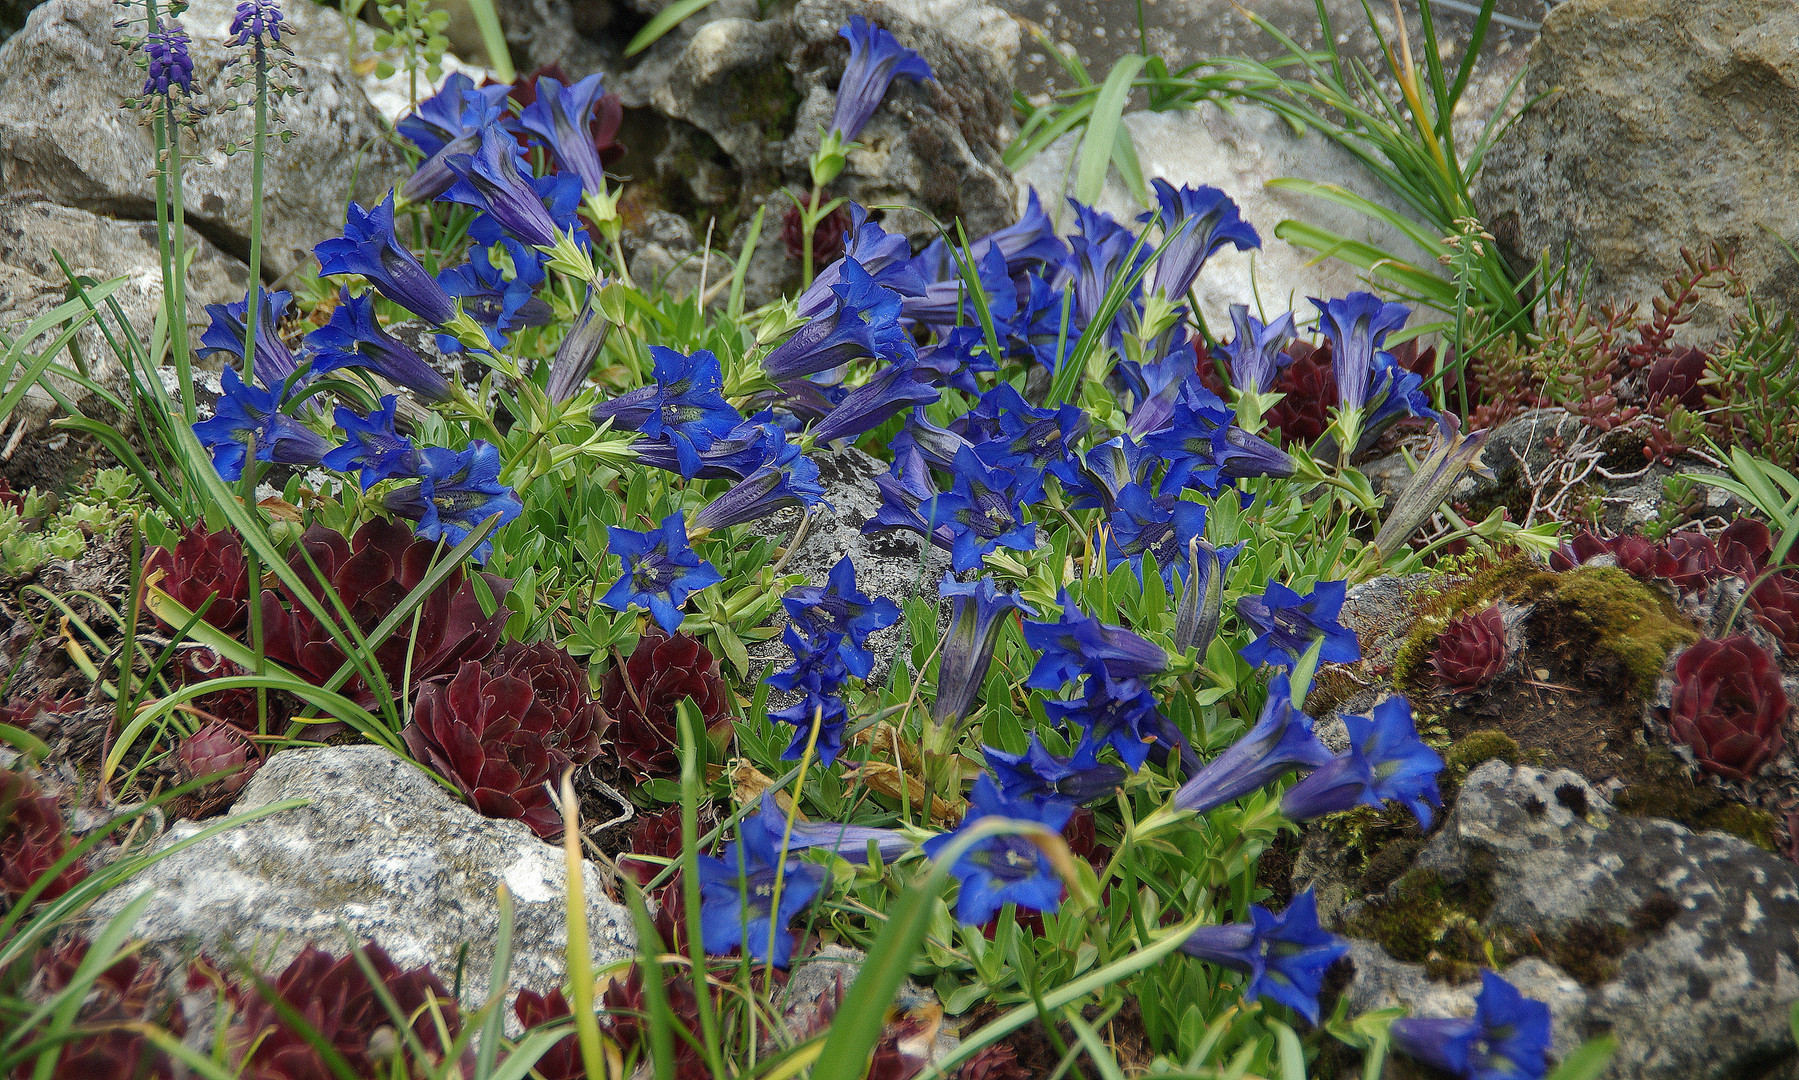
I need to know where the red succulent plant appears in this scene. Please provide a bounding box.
[1430,604,1509,692]
[620,802,713,884]
[1662,531,1724,592]
[403,644,604,837]
[27,938,185,1080]
[1750,572,1799,654]
[179,721,260,794]
[783,202,851,268]
[593,965,711,1078]
[1,769,85,903]
[1645,345,1710,410]
[226,942,468,1080]
[958,1045,1033,1080]
[145,525,252,633]
[260,519,509,707]
[1668,636,1789,780]
[601,631,731,781]
[1715,517,1773,581]
[1264,340,1338,449]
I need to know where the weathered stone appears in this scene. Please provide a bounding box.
[1013,104,1450,334]
[649,16,795,173]
[1474,0,1799,337]
[0,197,249,315]
[0,0,408,279]
[88,746,635,1014]
[1344,760,1799,1079]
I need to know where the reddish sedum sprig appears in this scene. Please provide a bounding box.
[1668,635,1788,781]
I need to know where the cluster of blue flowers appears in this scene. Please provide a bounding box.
[764,557,901,765]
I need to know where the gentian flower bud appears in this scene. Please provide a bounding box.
[545,290,606,405]
[809,363,940,446]
[1174,536,1239,657]
[829,16,933,142]
[932,573,1035,728]
[1370,412,1491,559]
[764,259,914,382]
[752,792,910,865]
[689,455,827,533]
[1173,674,1334,814]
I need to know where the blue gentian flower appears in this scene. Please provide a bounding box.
[1311,292,1412,416]
[809,363,941,445]
[1104,484,1208,586]
[1365,350,1440,437]
[695,811,828,967]
[631,415,795,481]
[918,447,1041,572]
[966,188,1068,276]
[933,573,1035,728]
[198,288,305,394]
[308,290,455,404]
[1042,665,1166,771]
[518,72,613,197]
[751,792,910,866]
[866,454,949,546]
[796,204,931,318]
[922,773,1072,926]
[1173,537,1240,657]
[590,347,741,478]
[143,20,193,95]
[893,408,974,475]
[766,625,851,765]
[229,0,285,46]
[1021,589,1168,690]
[963,383,1088,473]
[1064,200,1147,335]
[1178,890,1348,1025]
[1048,435,1154,513]
[1215,304,1297,394]
[783,556,901,678]
[443,124,575,250]
[315,195,457,326]
[192,367,334,481]
[984,736,1126,804]
[1281,696,1444,827]
[1142,401,1231,495]
[689,454,827,533]
[1237,579,1362,670]
[397,73,513,158]
[1173,674,1335,815]
[436,239,551,352]
[598,512,723,632]
[379,441,521,561]
[1390,970,1553,1080]
[764,259,915,382]
[829,15,933,142]
[1137,181,1260,301]
[899,245,1014,328]
[321,396,418,489]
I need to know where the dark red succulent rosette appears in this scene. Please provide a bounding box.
[1750,571,1799,654]
[493,640,607,768]
[601,630,730,781]
[259,518,509,708]
[226,942,469,1080]
[1610,534,1680,582]
[403,659,565,837]
[783,202,851,267]
[1715,517,1773,581]
[1662,531,1724,592]
[1645,345,1710,411]
[0,769,86,903]
[179,720,261,794]
[144,525,253,634]
[1430,603,1508,692]
[1263,339,1338,449]
[28,938,185,1080]
[1668,635,1789,781]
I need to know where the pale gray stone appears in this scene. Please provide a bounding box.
[88,745,635,1015]
[0,197,249,315]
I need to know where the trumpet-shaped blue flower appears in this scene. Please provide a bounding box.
[796,204,930,318]
[143,20,193,95]
[630,415,794,481]
[316,195,457,326]
[436,239,550,352]
[308,290,454,404]
[1311,292,1412,416]
[1021,590,1168,690]
[518,72,614,197]
[229,0,286,47]
[1173,674,1334,815]
[918,447,1041,572]
[750,792,910,866]
[192,367,334,481]
[1390,970,1553,1080]
[893,408,974,474]
[321,396,418,489]
[198,288,305,394]
[397,73,513,158]
[899,245,1014,328]
[984,736,1127,804]
[599,512,723,632]
[963,383,1087,472]
[967,188,1068,276]
[1065,200,1148,337]
[1238,579,1361,670]
[764,259,914,382]
[766,625,851,766]
[1365,350,1440,436]
[809,362,940,445]
[590,347,741,478]
[829,15,933,142]
[783,556,901,677]
[444,124,575,249]
[1105,484,1208,586]
[1138,181,1260,301]
[1048,435,1154,512]
[1215,304,1297,394]
[922,773,1072,926]
[933,574,1035,727]
[695,812,828,967]
[1178,890,1347,1025]
[1281,696,1443,827]
[379,441,521,561]
[689,454,827,533]
[1043,665,1166,771]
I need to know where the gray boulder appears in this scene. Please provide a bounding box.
[1342,761,1799,1079]
[89,746,635,1014]
[0,0,408,279]
[1475,0,1799,337]
[0,197,249,315]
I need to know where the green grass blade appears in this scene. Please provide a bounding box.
[1075,54,1145,204]
[462,0,514,81]
[1544,1035,1618,1080]
[625,0,721,57]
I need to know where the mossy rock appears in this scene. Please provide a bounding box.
[1612,746,1780,852]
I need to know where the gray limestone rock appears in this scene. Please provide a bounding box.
[0,197,249,315]
[1343,761,1799,1079]
[0,0,408,279]
[1474,0,1799,338]
[88,745,635,1014]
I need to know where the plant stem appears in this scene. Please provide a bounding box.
[800,184,822,288]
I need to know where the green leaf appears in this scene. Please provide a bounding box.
[1075,54,1145,204]
[624,0,721,57]
[461,0,514,80]
[1544,1035,1619,1080]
